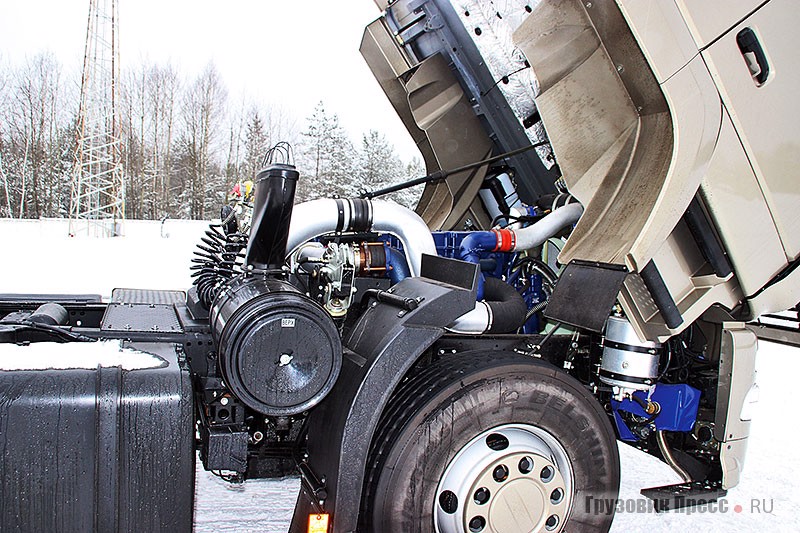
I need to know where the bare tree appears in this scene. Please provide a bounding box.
[0,62,12,217]
[119,61,182,219]
[149,64,180,217]
[176,63,227,219]
[224,95,246,188]
[4,53,64,218]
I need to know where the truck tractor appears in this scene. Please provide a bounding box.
[1,1,797,532]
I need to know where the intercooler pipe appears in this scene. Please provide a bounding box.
[513,201,583,250]
[459,201,583,260]
[245,163,299,270]
[457,201,584,299]
[451,202,584,333]
[446,277,528,334]
[286,198,436,277]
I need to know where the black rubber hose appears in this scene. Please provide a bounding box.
[483,277,528,333]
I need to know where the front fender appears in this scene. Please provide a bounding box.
[289,257,478,533]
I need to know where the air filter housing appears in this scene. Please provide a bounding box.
[210,276,342,416]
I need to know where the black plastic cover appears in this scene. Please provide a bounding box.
[544,260,629,332]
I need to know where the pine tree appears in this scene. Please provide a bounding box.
[297,101,357,201]
[357,130,421,209]
[394,157,424,209]
[243,107,269,180]
[358,130,401,193]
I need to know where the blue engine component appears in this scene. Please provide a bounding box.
[612,383,701,442]
[432,231,545,333]
[378,231,546,332]
[384,244,410,285]
[431,232,506,274]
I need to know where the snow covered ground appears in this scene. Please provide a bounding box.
[2,218,798,532]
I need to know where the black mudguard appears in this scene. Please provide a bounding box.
[289,256,478,533]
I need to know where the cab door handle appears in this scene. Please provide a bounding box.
[736,27,770,85]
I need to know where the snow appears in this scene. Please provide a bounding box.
[1,217,798,532]
[0,339,165,370]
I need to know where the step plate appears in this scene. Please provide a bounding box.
[101,303,183,333]
[111,288,186,305]
[641,481,727,512]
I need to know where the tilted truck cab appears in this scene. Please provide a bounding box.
[1,1,799,532]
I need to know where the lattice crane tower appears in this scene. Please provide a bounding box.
[69,0,124,237]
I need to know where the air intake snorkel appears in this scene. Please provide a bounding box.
[244,143,299,272]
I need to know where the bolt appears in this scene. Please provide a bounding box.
[621,361,629,368]
[220,396,229,406]
[616,64,624,73]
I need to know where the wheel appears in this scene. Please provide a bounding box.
[361,351,620,533]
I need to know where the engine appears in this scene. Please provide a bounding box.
[182,141,717,488]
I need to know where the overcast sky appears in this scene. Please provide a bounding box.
[0,0,421,161]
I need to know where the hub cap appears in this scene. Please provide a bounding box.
[435,424,573,533]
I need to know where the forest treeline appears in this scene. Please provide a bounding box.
[0,53,422,221]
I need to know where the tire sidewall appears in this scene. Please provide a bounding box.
[370,359,620,533]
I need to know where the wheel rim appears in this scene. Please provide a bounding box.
[434,424,574,533]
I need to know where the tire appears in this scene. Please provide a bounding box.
[361,351,620,533]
